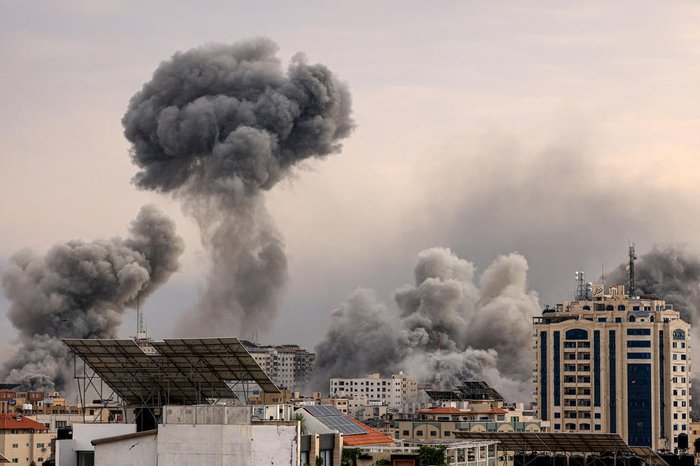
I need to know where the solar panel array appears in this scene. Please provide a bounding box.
[453,432,634,454]
[63,337,279,407]
[304,405,368,435]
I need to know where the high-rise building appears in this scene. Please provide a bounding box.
[242,341,316,392]
[533,279,691,450]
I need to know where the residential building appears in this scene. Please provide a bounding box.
[533,279,691,450]
[395,406,544,443]
[242,341,316,392]
[329,372,418,412]
[0,414,54,466]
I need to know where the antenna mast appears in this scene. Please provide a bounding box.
[575,271,587,300]
[628,243,638,297]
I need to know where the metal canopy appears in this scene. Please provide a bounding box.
[63,337,279,407]
[452,432,634,454]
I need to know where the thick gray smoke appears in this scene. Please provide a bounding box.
[313,248,540,401]
[0,206,184,391]
[609,246,700,411]
[122,38,354,337]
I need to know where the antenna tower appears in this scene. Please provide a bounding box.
[575,271,586,300]
[628,243,638,297]
[136,297,145,336]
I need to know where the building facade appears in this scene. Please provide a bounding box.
[242,341,316,393]
[533,283,691,450]
[0,414,54,466]
[329,373,418,412]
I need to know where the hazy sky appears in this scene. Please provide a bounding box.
[2,0,700,351]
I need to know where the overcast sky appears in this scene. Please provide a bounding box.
[1,0,700,351]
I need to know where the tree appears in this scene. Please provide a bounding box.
[341,447,361,466]
[417,445,447,466]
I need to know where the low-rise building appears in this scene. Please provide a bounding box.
[394,406,544,443]
[329,372,418,413]
[0,414,54,466]
[66,405,299,466]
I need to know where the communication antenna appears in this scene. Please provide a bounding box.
[575,271,587,300]
[627,243,637,297]
[134,294,151,344]
[136,296,144,336]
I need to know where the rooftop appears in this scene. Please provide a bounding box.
[0,414,49,431]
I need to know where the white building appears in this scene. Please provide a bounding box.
[533,280,691,450]
[58,405,299,466]
[329,373,418,412]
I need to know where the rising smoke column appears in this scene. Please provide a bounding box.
[313,248,540,401]
[0,205,184,390]
[609,245,700,411]
[122,38,354,337]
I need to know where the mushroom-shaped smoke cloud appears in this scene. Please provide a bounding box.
[122,38,354,337]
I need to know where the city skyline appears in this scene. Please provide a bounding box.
[2,1,700,372]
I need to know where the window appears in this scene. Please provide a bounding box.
[555,413,561,418]
[566,329,589,340]
[628,340,651,348]
[430,431,438,436]
[554,424,561,429]
[673,329,686,340]
[627,328,651,336]
[416,430,423,436]
[594,413,601,419]
[595,425,602,431]
[402,430,409,436]
[628,352,652,359]
[11,444,18,448]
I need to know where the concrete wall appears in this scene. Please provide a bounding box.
[157,423,298,466]
[94,433,157,466]
[56,423,137,466]
[162,405,251,425]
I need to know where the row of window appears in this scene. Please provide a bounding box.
[554,412,601,419]
[554,423,601,431]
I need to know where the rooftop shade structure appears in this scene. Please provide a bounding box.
[452,432,634,454]
[63,337,279,406]
[425,380,505,402]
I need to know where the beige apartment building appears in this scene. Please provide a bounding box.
[533,282,691,450]
[0,414,54,466]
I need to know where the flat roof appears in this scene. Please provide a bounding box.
[64,337,279,406]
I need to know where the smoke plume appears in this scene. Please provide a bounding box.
[609,245,700,411]
[313,248,540,401]
[122,38,354,337]
[0,205,184,390]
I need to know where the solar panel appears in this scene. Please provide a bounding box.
[302,405,368,435]
[452,432,634,454]
[63,337,280,407]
